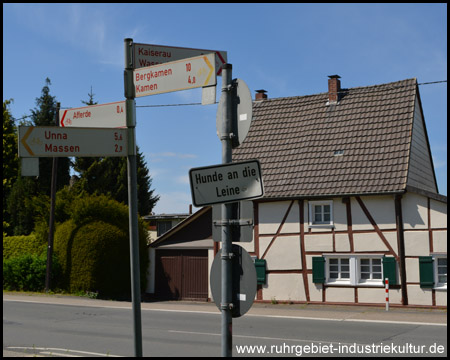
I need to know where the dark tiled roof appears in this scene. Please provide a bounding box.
[233,78,418,199]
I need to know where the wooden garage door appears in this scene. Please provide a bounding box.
[155,249,208,301]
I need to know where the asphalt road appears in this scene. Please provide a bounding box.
[3,295,447,357]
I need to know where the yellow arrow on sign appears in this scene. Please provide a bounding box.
[21,126,35,156]
[203,55,214,86]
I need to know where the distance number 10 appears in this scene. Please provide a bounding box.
[186,63,196,84]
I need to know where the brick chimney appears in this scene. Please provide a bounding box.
[327,75,341,104]
[255,89,267,101]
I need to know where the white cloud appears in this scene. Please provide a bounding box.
[147,167,168,177]
[179,153,197,159]
[146,152,197,162]
[175,175,190,184]
[9,4,121,67]
[433,158,447,169]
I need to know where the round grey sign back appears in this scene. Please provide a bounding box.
[216,78,253,148]
[210,244,257,318]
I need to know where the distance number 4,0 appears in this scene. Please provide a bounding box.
[186,63,196,84]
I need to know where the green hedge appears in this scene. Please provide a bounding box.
[3,234,46,260]
[3,253,60,292]
[53,195,149,298]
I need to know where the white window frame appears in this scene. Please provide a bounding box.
[324,254,384,287]
[358,257,383,284]
[308,200,334,228]
[432,254,447,290]
[326,257,351,284]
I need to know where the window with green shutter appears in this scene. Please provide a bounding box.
[419,256,434,288]
[312,257,325,283]
[382,257,397,285]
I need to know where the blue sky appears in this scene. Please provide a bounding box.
[3,3,447,214]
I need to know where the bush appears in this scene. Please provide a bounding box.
[3,253,61,292]
[53,194,148,299]
[3,234,46,260]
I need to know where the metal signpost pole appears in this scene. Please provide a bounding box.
[124,38,143,357]
[45,102,60,292]
[220,64,233,357]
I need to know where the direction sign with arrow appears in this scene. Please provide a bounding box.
[133,53,216,97]
[19,126,128,157]
[60,101,126,128]
[133,43,227,76]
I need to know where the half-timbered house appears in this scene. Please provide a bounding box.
[147,76,447,307]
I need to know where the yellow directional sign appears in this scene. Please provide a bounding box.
[18,126,128,158]
[133,53,216,97]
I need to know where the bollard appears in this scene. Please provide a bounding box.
[385,278,389,311]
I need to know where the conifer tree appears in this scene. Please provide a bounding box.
[72,86,99,175]
[30,78,70,195]
[71,86,159,215]
[3,99,19,235]
[5,79,70,235]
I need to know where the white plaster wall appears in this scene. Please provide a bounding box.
[259,237,272,259]
[433,231,447,253]
[264,236,301,270]
[262,273,306,302]
[405,258,420,283]
[352,196,396,231]
[407,285,433,306]
[281,202,300,234]
[305,255,314,271]
[402,192,428,230]
[307,274,323,302]
[239,239,255,254]
[304,234,333,252]
[335,233,351,252]
[430,199,447,229]
[358,287,389,304]
[387,289,402,305]
[259,201,297,234]
[333,200,348,232]
[353,232,394,252]
[325,287,354,303]
[404,231,430,256]
[435,290,447,306]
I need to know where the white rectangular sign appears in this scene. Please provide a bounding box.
[189,160,264,207]
[19,126,128,157]
[134,53,216,98]
[59,101,126,128]
[133,43,227,76]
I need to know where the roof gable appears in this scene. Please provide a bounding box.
[233,78,425,198]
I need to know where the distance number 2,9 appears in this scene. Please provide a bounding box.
[114,132,123,153]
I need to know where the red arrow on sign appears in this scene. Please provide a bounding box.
[215,51,226,76]
[59,101,126,128]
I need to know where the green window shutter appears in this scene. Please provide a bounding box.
[419,256,434,288]
[312,257,325,284]
[382,257,397,285]
[254,259,266,285]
